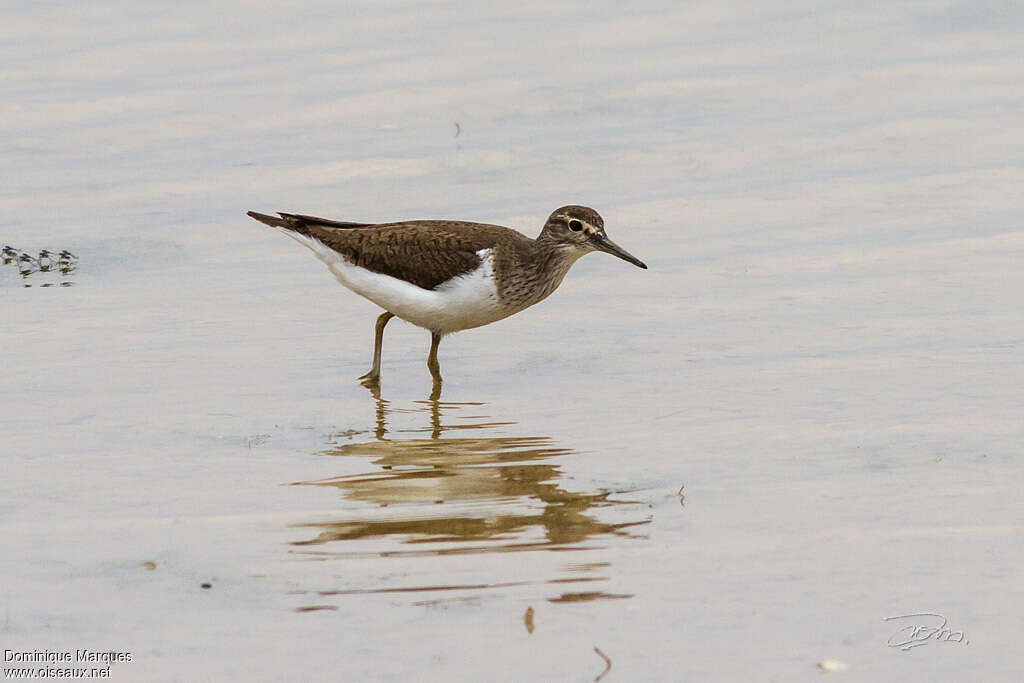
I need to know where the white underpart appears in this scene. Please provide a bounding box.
[282,229,506,334]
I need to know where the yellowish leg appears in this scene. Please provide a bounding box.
[359,312,394,384]
[427,331,443,392]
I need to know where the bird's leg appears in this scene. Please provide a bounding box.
[427,331,443,388]
[428,387,442,436]
[359,311,394,384]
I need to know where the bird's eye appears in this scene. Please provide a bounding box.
[568,220,583,232]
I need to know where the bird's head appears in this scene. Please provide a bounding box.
[540,205,647,269]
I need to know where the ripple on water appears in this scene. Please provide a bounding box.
[287,392,651,604]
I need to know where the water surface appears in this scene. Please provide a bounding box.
[2,1,1023,680]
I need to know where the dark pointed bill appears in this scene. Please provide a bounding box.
[593,234,647,269]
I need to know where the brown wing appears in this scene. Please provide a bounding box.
[309,221,517,290]
[248,211,529,290]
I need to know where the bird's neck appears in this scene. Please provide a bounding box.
[535,237,582,283]
[499,237,583,311]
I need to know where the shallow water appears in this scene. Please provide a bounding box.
[3,0,1023,680]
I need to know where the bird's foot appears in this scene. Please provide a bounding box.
[358,369,381,386]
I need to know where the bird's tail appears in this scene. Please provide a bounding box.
[246,211,377,236]
[246,211,290,229]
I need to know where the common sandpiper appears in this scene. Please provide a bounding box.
[246,206,646,386]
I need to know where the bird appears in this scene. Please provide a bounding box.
[246,205,646,386]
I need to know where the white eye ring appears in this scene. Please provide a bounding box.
[568,219,583,232]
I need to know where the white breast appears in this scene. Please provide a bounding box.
[283,230,507,334]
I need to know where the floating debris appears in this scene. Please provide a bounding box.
[246,434,271,449]
[593,647,612,682]
[524,606,535,634]
[2,245,78,286]
[817,658,848,672]
[295,605,338,613]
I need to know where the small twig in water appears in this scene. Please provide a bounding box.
[593,647,611,682]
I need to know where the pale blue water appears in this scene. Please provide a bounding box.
[2,1,1022,680]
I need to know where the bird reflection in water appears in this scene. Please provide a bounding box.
[289,385,649,601]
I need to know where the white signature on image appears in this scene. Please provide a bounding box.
[885,613,969,650]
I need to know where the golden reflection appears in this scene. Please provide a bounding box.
[548,591,634,603]
[524,606,535,633]
[290,391,649,557]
